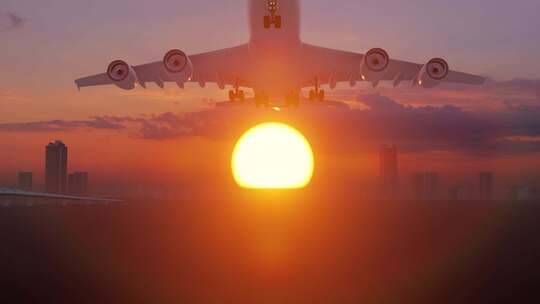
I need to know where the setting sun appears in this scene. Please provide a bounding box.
[232,122,314,189]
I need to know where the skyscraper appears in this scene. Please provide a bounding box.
[68,172,89,196]
[478,172,494,200]
[508,186,533,201]
[379,145,398,198]
[45,140,68,194]
[412,173,425,200]
[17,172,33,191]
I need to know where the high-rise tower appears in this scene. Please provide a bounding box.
[478,172,494,200]
[45,140,68,194]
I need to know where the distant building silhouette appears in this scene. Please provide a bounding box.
[532,187,539,200]
[379,145,398,198]
[17,172,33,191]
[508,186,533,201]
[68,172,88,196]
[45,140,68,194]
[450,186,467,201]
[478,172,494,200]
[413,172,440,200]
[412,173,425,200]
[425,172,440,200]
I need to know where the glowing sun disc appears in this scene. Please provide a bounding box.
[232,122,314,189]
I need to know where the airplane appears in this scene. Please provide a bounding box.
[0,188,122,207]
[75,0,485,107]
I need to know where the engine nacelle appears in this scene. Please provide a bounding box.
[107,60,138,90]
[415,58,449,88]
[360,48,390,86]
[163,49,193,85]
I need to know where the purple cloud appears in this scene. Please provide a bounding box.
[118,94,540,156]
[0,117,125,132]
[1,80,540,157]
[0,12,25,32]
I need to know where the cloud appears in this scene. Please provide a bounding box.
[0,117,125,132]
[350,94,540,155]
[116,95,540,157]
[2,78,540,157]
[488,78,540,92]
[0,91,27,102]
[0,12,25,32]
[329,78,540,113]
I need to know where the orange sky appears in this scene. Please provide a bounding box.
[2,79,540,198]
[1,116,539,199]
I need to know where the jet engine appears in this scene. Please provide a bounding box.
[107,60,138,90]
[360,48,390,86]
[163,49,193,85]
[415,58,449,88]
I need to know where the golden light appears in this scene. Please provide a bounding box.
[232,122,314,189]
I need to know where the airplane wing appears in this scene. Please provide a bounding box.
[300,43,485,88]
[0,188,121,203]
[75,44,252,89]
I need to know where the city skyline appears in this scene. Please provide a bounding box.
[3,140,90,196]
[2,140,537,201]
[68,171,88,196]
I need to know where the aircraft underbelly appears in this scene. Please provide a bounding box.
[250,42,303,98]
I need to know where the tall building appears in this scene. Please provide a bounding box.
[68,172,89,196]
[424,172,440,200]
[17,172,33,191]
[478,172,494,200]
[379,145,398,198]
[508,186,532,201]
[45,140,68,194]
[412,173,425,200]
[450,186,467,201]
[532,187,539,200]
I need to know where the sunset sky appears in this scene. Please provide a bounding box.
[1,0,539,196]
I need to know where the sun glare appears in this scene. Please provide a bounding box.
[232,122,314,189]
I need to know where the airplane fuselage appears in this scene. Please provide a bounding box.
[247,0,304,101]
[75,0,485,104]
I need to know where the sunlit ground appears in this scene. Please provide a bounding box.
[231,122,314,189]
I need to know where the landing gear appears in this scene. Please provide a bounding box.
[308,77,325,102]
[228,79,245,102]
[228,89,245,102]
[264,15,281,29]
[264,1,281,29]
